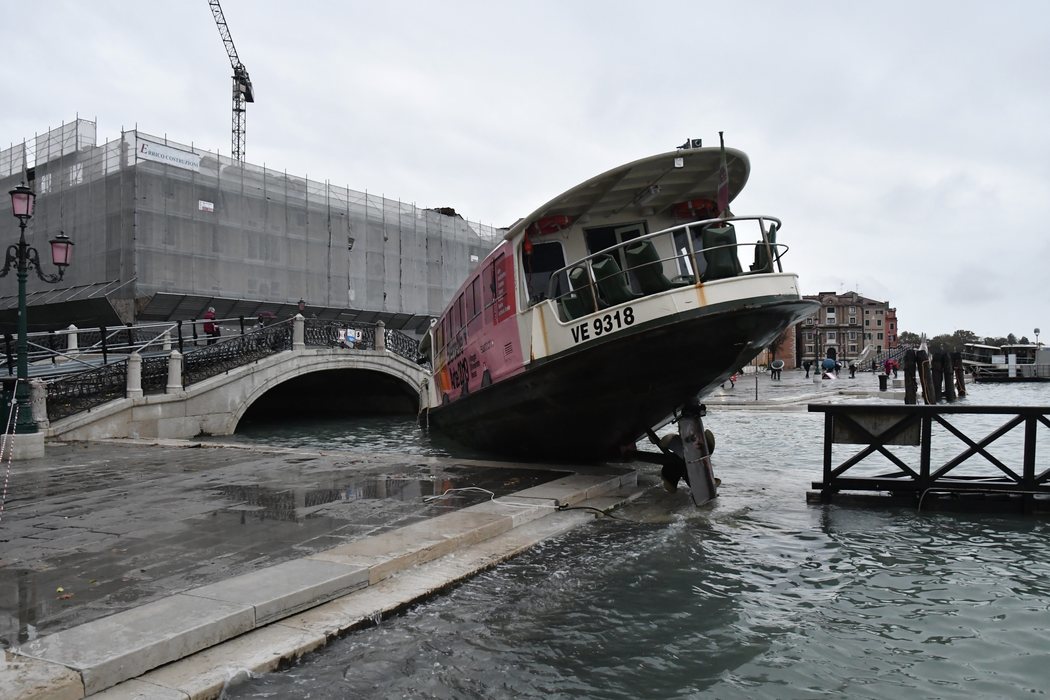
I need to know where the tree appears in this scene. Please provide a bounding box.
[1007,333,1018,344]
[899,331,922,347]
[1020,335,1030,344]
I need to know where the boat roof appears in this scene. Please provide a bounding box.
[506,146,750,239]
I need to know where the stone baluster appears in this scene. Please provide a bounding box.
[293,313,305,351]
[61,324,78,364]
[376,321,386,352]
[167,350,183,393]
[127,352,143,399]
[30,378,49,431]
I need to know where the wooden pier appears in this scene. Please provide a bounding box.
[808,403,1050,514]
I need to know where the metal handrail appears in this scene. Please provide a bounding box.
[544,216,788,321]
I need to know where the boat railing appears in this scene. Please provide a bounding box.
[544,215,788,323]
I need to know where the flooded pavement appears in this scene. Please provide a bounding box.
[0,441,570,648]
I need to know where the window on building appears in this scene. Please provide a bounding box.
[805,344,814,353]
[848,306,856,314]
[849,317,857,325]
[805,332,813,341]
[877,319,883,327]
[865,309,871,315]
[848,331,857,340]
[865,319,870,327]
[877,332,884,340]
[827,331,837,341]
[849,344,858,353]
[890,322,895,330]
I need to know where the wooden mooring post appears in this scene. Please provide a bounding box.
[808,403,1050,514]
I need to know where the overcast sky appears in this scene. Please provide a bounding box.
[4,1,1048,339]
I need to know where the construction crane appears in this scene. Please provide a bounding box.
[208,0,254,162]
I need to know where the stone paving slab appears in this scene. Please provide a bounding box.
[2,439,641,698]
[15,594,256,696]
[186,558,369,626]
[90,624,327,700]
[308,509,515,585]
[100,496,631,699]
[0,653,83,700]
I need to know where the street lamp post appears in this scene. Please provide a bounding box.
[4,183,74,438]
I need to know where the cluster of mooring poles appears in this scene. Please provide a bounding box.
[902,349,966,405]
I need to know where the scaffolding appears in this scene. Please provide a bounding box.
[0,118,504,333]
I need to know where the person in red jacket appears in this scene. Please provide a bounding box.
[203,307,220,345]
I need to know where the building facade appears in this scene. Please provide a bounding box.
[0,119,502,334]
[797,291,898,364]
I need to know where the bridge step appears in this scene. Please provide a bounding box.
[8,470,636,698]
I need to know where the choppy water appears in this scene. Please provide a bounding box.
[228,382,1050,699]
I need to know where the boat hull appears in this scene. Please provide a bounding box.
[422,296,816,461]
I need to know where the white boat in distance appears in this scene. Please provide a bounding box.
[418,139,819,462]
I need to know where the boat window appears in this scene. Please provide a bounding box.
[467,277,483,333]
[584,223,647,289]
[523,241,566,302]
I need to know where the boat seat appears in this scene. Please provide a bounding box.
[749,224,777,274]
[559,265,597,321]
[700,224,743,281]
[591,254,640,306]
[624,239,677,295]
[558,293,592,322]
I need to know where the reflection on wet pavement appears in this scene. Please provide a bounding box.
[0,441,568,648]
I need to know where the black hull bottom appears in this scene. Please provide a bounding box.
[423,299,814,461]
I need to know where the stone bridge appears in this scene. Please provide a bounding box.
[32,317,428,442]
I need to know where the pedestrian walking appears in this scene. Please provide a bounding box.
[203,307,221,345]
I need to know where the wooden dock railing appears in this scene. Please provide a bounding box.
[809,404,1050,510]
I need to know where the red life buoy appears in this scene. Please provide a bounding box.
[528,214,573,236]
[673,198,717,220]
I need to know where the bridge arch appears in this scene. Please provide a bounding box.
[222,351,426,434]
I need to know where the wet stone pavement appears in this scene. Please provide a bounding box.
[0,440,568,649]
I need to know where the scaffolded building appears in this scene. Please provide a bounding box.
[0,118,502,333]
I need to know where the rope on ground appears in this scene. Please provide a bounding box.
[0,380,21,523]
[423,486,560,511]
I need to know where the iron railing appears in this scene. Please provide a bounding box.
[385,327,422,363]
[45,360,129,421]
[182,321,293,387]
[141,354,171,395]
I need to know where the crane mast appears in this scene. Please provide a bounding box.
[208,0,254,162]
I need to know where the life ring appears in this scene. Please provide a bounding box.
[673,198,717,220]
[527,214,573,236]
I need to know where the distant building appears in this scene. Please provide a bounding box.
[0,118,502,334]
[754,324,799,369]
[797,291,898,364]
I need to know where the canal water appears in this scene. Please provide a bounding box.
[227,381,1050,699]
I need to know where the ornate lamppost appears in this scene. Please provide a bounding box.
[4,183,74,438]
